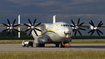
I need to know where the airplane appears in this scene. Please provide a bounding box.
[0,15,105,47]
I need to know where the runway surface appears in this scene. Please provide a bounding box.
[0,44,105,52]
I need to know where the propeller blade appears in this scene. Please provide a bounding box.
[2,29,8,32]
[34,30,38,36]
[13,29,20,32]
[23,23,31,27]
[24,18,42,37]
[70,25,74,27]
[35,22,42,27]
[97,21,102,27]
[13,24,20,27]
[12,19,16,26]
[7,31,10,37]
[74,29,77,36]
[35,28,41,32]
[90,20,95,27]
[97,29,104,35]
[25,29,30,32]
[28,18,32,26]
[7,19,11,26]
[79,28,86,31]
[29,30,32,36]
[2,18,21,37]
[33,18,37,26]
[88,30,94,33]
[96,30,100,36]
[77,18,80,26]
[77,29,82,36]
[99,23,103,27]
[90,30,95,36]
[72,29,75,32]
[79,22,84,26]
[71,18,86,36]
[12,30,15,37]
[71,19,75,27]
[89,22,93,26]
[2,23,9,27]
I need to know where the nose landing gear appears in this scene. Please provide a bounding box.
[55,42,70,48]
[60,42,70,48]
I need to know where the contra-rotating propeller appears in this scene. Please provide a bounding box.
[70,18,86,36]
[23,18,42,36]
[2,18,20,37]
[88,20,104,36]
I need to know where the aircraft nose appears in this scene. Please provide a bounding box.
[64,31,72,38]
[64,28,72,38]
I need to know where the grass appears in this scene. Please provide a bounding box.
[0,51,105,59]
[0,40,105,59]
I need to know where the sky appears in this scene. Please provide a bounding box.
[0,0,105,36]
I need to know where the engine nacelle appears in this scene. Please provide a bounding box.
[88,20,104,36]
[89,25,93,30]
[89,25,97,30]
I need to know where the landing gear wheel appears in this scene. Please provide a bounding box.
[56,44,59,47]
[22,45,26,47]
[31,44,33,47]
[60,42,64,48]
[40,44,45,47]
[60,44,64,48]
[26,45,29,47]
[29,42,33,47]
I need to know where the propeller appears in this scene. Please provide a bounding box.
[2,18,20,37]
[88,20,104,36]
[70,18,86,36]
[23,18,42,36]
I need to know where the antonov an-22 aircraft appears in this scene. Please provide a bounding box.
[0,15,105,47]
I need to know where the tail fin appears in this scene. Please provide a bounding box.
[53,15,56,23]
[18,15,20,38]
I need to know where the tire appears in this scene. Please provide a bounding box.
[31,44,33,47]
[40,44,45,47]
[22,45,26,47]
[55,44,59,47]
[26,45,29,47]
[29,42,33,47]
[60,43,64,48]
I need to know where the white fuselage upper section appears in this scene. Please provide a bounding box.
[41,22,73,42]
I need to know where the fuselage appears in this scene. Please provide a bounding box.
[40,22,73,43]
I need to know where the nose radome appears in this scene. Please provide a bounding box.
[64,27,71,33]
[64,32,71,38]
[64,28,72,38]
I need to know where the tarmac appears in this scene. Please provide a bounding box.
[0,43,105,52]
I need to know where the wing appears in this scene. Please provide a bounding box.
[70,18,105,36]
[0,18,46,37]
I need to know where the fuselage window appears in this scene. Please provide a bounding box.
[61,24,69,27]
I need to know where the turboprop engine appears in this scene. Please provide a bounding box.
[88,20,104,36]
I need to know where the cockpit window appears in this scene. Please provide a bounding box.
[61,24,69,27]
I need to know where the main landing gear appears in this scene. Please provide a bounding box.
[36,44,45,47]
